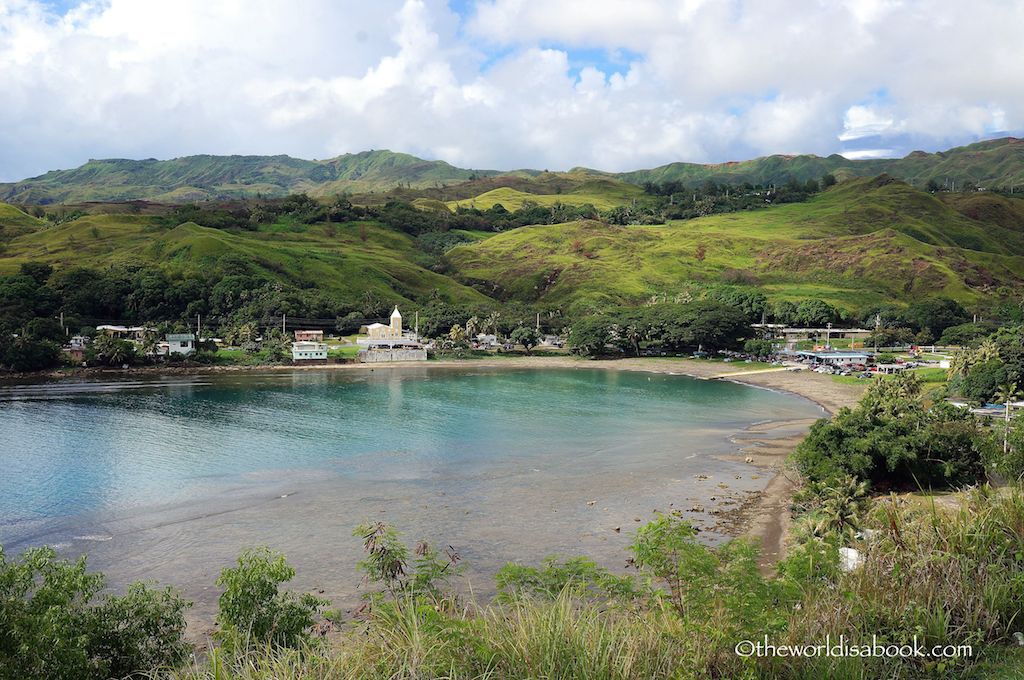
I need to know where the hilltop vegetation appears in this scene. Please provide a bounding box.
[0,150,507,204]
[617,136,1024,190]
[446,177,1024,312]
[3,170,1024,345]
[3,138,1024,205]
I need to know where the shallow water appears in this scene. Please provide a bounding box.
[0,366,822,624]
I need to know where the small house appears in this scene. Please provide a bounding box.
[166,333,196,356]
[292,340,328,362]
[294,330,324,342]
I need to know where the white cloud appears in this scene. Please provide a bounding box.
[0,0,1022,181]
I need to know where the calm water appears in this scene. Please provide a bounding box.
[0,366,822,622]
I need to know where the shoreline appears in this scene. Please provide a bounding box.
[2,356,865,571]
[0,354,863,414]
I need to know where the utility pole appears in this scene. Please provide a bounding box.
[536,313,540,331]
[197,314,201,341]
[826,322,832,348]
[282,314,286,334]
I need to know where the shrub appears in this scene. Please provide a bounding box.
[215,547,327,654]
[793,374,990,488]
[353,522,463,603]
[496,556,644,604]
[743,338,775,357]
[0,547,190,680]
[961,359,1008,404]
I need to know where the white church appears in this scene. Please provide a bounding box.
[358,306,427,361]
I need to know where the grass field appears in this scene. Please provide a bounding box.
[0,213,490,305]
[447,179,646,212]
[4,175,1024,314]
[446,178,1024,312]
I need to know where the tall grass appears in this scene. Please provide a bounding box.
[165,485,1024,680]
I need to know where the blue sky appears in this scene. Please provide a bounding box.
[0,0,1021,180]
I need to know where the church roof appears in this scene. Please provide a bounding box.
[391,306,402,318]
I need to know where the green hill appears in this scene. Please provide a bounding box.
[615,137,1024,190]
[446,179,645,212]
[0,202,45,243]
[4,177,1024,315]
[4,138,1024,206]
[0,151,506,204]
[0,212,489,305]
[445,178,1024,312]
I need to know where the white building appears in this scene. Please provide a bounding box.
[359,306,422,349]
[165,333,196,356]
[358,306,426,362]
[291,340,328,361]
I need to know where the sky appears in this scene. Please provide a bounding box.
[0,0,1022,182]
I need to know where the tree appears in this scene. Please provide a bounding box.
[794,299,838,327]
[567,317,612,357]
[510,326,541,354]
[743,338,775,357]
[794,373,989,488]
[447,324,467,347]
[0,547,190,680]
[994,382,1022,455]
[215,547,326,654]
[961,359,1008,405]
[91,335,138,367]
[821,174,837,189]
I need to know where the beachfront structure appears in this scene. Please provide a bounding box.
[541,334,564,348]
[96,324,154,341]
[365,307,406,342]
[791,350,870,367]
[752,324,873,341]
[475,333,499,348]
[64,335,88,362]
[291,340,328,361]
[358,306,426,362]
[166,333,196,356]
[294,329,324,342]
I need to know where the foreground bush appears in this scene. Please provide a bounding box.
[215,547,328,654]
[167,486,1024,680]
[0,546,190,680]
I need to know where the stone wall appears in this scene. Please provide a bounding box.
[359,348,428,363]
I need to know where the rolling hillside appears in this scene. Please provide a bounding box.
[0,210,489,306]
[445,178,1024,312]
[3,176,1024,314]
[446,179,646,211]
[615,137,1024,189]
[0,151,507,204]
[3,138,1023,205]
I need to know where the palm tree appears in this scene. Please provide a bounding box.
[947,348,975,379]
[484,311,501,339]
[465,316,480,340]
[994,381,1021,455]
[812,477,870,541]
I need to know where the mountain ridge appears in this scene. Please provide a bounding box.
[2,138,1023,205]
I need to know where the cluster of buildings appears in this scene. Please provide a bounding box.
[288,306,426,363]
[67,306,552,366]
[63,325,198,363]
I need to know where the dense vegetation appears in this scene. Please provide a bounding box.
[794,374,991,489]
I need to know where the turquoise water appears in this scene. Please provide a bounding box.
[0,366,821,612]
